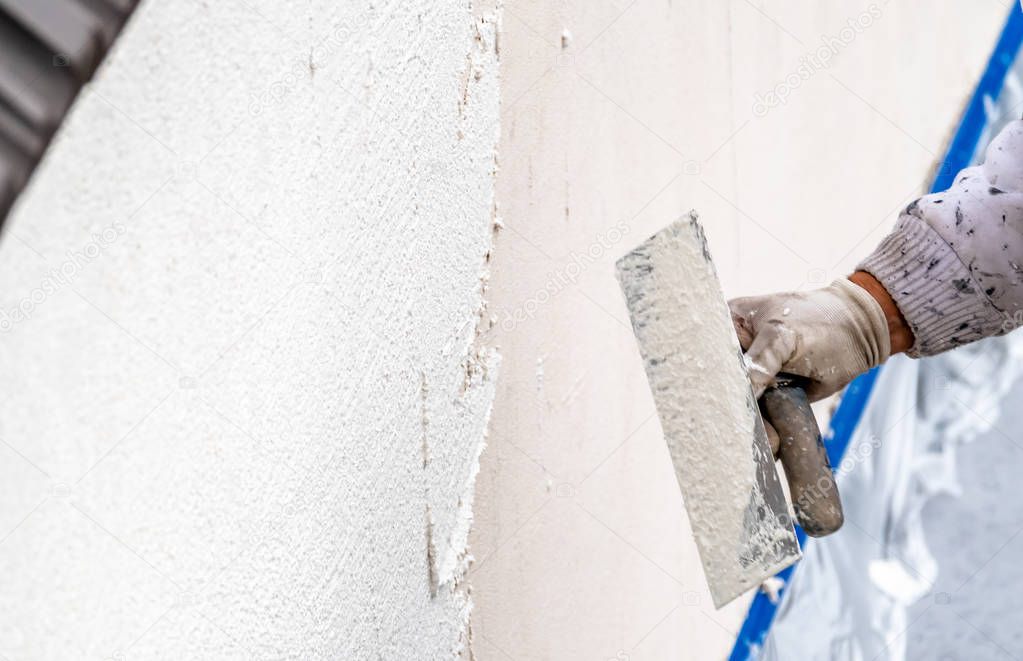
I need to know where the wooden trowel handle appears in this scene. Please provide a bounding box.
[760,377,844,537]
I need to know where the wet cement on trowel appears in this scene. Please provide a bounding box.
[616,212,800,607]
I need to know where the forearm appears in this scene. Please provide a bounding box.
[848,271,914,354]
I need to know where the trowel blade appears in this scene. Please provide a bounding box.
[615,212,800,609]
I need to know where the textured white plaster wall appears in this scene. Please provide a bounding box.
[470,1,1005,659]
[0,1,500,659]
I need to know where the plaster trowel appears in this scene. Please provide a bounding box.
[615,211,843,608]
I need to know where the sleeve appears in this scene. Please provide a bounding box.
[857,120,1023,357]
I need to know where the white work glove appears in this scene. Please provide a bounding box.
[728,278,891,402]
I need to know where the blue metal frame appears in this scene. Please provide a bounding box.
[728,5,1023,659]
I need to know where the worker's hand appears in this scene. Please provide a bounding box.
[728,277,894,402]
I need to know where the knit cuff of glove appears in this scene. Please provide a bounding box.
[857,215,1006,357]
[830,277,891,368]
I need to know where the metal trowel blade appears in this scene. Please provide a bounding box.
[615,211,800,609]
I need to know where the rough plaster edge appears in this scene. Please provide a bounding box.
[437,3,502,657]
[438,349,501,588]
[458,3,503,659]
[445,346,498,659]
[430,0,502,588]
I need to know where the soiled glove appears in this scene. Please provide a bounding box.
[728,278,891,402]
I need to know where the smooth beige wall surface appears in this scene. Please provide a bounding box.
[470,1,1004,659]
